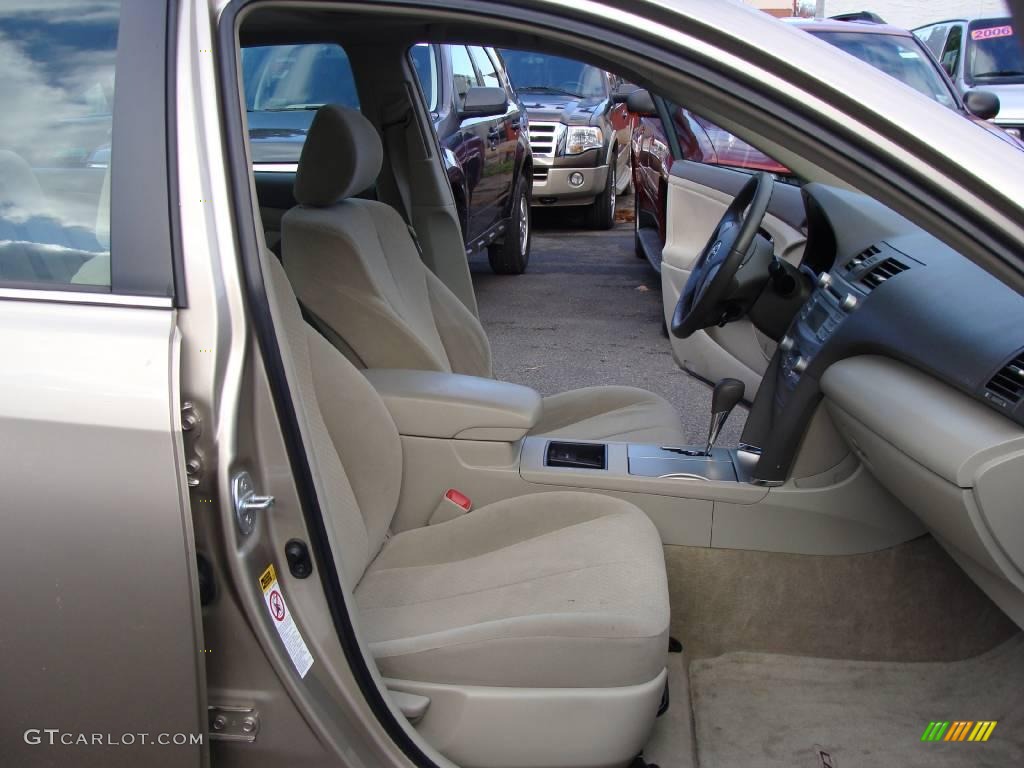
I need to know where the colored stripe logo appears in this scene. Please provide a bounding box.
[921,721,997,742]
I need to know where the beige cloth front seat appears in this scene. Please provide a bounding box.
[262,251,671,767]
[282,104,687,445]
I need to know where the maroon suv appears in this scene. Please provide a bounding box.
[630,17,1021,270]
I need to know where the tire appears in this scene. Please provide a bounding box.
[488,176,531,274]
[586,153,616,230]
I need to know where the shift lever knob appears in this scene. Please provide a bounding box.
[711,378,745,415]
[705,378,745,455]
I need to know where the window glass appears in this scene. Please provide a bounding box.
[409,44,439,112]
[469,46,500,88]
[967,19,1024,84]
[241,44,358,164]
[450,45,479,105]
[812,31,956,109]
[0,1,119,287]
[916,24,949,59]
[692,114,796,182]
[663,100,796,183]
[501,50,608,99]
[940,26,963,77]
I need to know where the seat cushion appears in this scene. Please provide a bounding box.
[533,385,687,444]
[355,491,670,689]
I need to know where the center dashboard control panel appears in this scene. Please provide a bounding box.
[779,271,862,389]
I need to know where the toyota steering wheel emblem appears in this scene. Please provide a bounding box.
[708,241,723,260]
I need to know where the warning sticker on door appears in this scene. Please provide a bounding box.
[259,564,314,678]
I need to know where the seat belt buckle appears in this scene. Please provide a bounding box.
[428,489,472,525]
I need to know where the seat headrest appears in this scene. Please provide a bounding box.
[294,105,383,207]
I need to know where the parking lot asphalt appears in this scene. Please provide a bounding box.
[470,199,748,446]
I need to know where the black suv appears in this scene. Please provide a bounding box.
[500,50,634,229]
[244,43,533,273]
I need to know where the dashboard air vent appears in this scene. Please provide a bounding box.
[861,257,909,290]
[846,244,880,271]
[986,355,1024,405]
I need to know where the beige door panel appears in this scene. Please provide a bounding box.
[1,301,206,767]
[661,173,806,396]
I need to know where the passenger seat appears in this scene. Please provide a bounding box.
[281,104,688,445]
[261,251,671,768]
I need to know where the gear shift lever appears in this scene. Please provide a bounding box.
[704,378,745,456]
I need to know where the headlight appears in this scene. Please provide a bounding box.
[564,126,603,155]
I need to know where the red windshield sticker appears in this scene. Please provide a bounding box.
[971,26,1013,41]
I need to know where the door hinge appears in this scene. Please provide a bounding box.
[181,401,204,487]
[208,705,260,742]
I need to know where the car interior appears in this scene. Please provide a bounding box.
[232,6,1024,768]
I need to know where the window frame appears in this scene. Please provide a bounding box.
[940,24,964,80]
[917,24,950,60]
[0,0,180,305]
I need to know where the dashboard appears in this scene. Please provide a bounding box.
[746,182,1024,626]
[781,183,1024,428]
[747,183,1024,483]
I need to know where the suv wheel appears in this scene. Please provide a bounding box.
[586,156,616,230]
[488,175,531,274]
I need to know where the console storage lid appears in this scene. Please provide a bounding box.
[362,369,542,441]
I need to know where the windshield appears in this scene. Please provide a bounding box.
[500,51,607,99]
[242,44,358,112]
[968,19,1024,83]
[811,31,957,110]
[241,44,359,163]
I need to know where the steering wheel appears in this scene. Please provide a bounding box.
[672,172,775,338]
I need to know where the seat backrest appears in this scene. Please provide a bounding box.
[282,105,492,378]
[263,249,403,587]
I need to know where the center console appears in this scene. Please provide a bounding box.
[625,445,737,482]
[525,378,758,493]
[777,271,860,392]
[370,360,914,556]
[541,441,740,481]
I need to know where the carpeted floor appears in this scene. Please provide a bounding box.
[663,536,1018,662]
[689,634,1024,768]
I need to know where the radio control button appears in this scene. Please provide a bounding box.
[780,335,795,352]
[793,356,809,374]
[841,293,858,310]
[818,272,833,289]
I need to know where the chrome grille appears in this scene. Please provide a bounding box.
[528,121,563,157]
